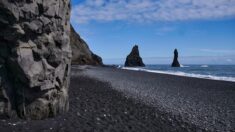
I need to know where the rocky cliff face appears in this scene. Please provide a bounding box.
[171,49,181,67]
[70,26,103,65]
[0,0,71,119]
[125,45,145,67]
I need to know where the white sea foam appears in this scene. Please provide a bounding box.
[122,67,235,82]
[117,65,122,68]
[180,65,190,68]
[201,65,209,68]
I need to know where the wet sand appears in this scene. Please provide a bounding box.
[0,66,234,132]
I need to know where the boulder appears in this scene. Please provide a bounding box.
[70,25,103,65]
[171,49,181,67]
[0,0,71,119]
[125,45,145,67]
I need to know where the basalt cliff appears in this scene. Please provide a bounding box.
[0,0,71,119]
[70,26,103,66]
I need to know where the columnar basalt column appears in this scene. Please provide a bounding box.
[0,0,71,119]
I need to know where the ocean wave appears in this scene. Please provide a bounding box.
[180,64,190,67]
[122,67,235,82]
[201,65,209,68]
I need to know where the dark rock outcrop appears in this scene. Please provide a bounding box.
[125,45,145,67]
[0,0,71,119]
[171,49,181,67]
[70,26,103,65]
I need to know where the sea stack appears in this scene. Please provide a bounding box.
[0,0,71,119]
[125,45,145,67]
[70,25,103,65]
[171,49,181,67]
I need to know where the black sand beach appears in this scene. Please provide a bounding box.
[0,66,234,132]
[73,66,235,131]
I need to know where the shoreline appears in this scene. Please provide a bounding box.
[74,66,235,131]
[73,64,235,83]
[121,66,235,83]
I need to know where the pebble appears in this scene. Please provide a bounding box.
[7,123,16,126]
[155,113,159,118]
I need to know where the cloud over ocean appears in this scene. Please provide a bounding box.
[72,0,235,24]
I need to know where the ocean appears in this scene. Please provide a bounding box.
[121,65,235,82]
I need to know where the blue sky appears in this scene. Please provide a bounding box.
[71,0,235,64]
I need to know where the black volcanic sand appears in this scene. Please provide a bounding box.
[72,66,235,132]
[0,71,200,132]
[0,66,234,132]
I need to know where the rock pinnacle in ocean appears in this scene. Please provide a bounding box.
[171,49,181,67]
[125,45,145,67]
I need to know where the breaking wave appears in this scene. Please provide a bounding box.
[122,67,235,82]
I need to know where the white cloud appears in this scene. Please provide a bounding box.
[71,0,235,24]
[155,26,176,35]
